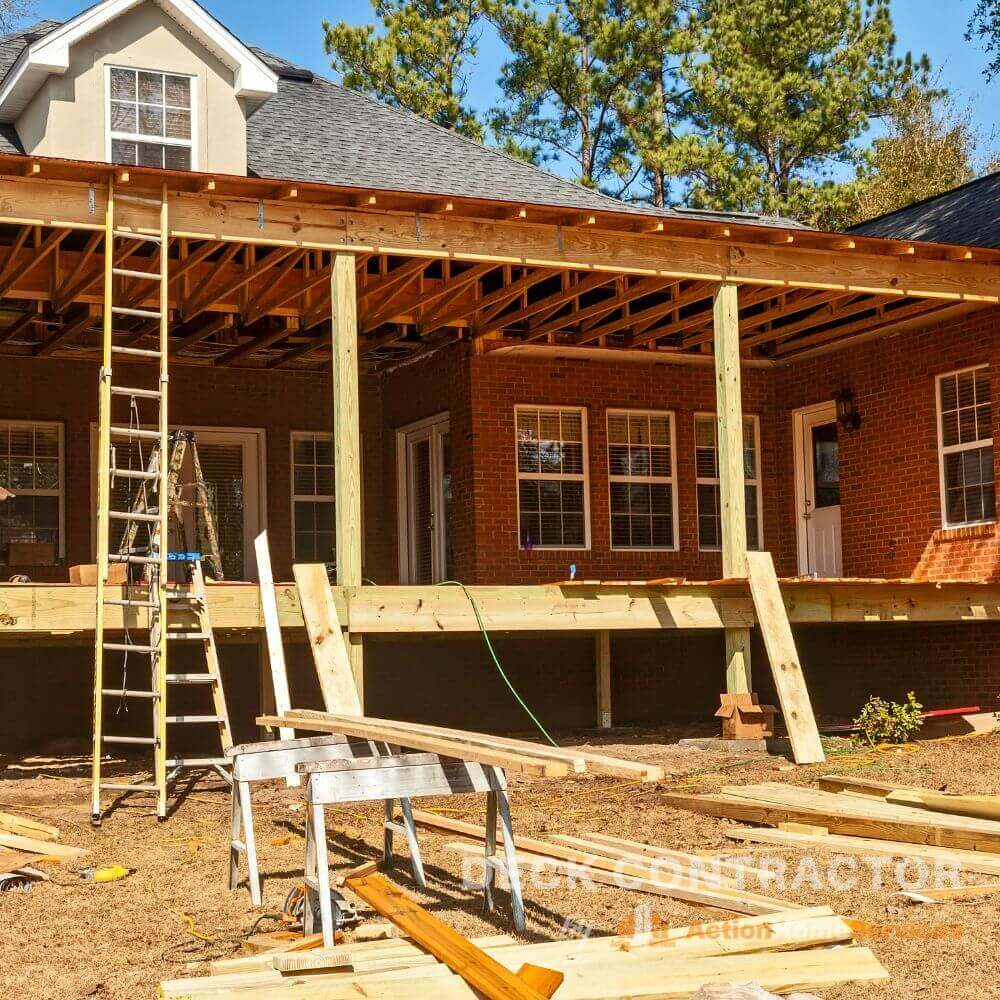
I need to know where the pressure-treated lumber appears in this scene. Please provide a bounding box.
[745,552,825,764]
[897,883,1000,904]
[666,783,1000,852]
[330,253,364,706]
[818,774,1000,821]
[0,832,86,858]
[258,713,565,778]
[414,810,799,915]
[291,566,362,716]
[0,811,59,841]
[724,824,1000,876]
[595,630,612,729]
[344,870,561,1000]
[273,707,664,781]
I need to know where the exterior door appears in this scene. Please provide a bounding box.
[794,403,843,577]
[397,414,452,584]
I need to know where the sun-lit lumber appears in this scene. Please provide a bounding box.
[819,774,1000,821]
[0,811,59,841]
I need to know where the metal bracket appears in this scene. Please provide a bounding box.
[99,365,112,380]
[88,186,96,216]
[414,213,422,241]
[257,199,265,232]
[556,226,564,254]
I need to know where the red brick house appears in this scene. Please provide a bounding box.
[0,1,998,752]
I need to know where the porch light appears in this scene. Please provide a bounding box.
[0,485,13,502]
[834,388,861,431]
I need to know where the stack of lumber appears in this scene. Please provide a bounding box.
[411,810,804,916]
[0,810,87,876]
[159,907,889,999]
[258,709,665,782]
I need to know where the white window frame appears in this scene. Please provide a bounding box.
[291,431,335,564]
[0,419,65,562]
[514,404,591,551]
[935,364,996,528]
[104,64,199,170]
[694,412,763,552]
[606,408,678,552]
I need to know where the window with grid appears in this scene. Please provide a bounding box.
[937,366,995,526]
[108,67,194,170]
[292,433,335,562]
[694,414,762,551]
[607,410,676,550]
[0,421,62,560]
[516,406,588,549]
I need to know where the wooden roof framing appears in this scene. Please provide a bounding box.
[0,154,994,371]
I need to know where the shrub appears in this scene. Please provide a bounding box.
[853,691,923,746]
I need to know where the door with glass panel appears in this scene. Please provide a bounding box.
[794,402,842,577]
[397,414,452,584]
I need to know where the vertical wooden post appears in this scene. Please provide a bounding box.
[595,630,612,729]
[331,252,364,708]
[713,283,752,695]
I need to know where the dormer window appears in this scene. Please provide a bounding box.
[107,67,195,170]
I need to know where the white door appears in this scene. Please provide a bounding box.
[397,414,452,584]
[794,403,843,577]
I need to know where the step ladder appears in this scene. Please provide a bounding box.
[90,181,232,824]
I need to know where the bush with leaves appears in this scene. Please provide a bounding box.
[853,691,923,746]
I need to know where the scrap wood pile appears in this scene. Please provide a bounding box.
[159,906,889,999]
[0,808,87,882]
[665,774,1000,899]
[259,709,666,782]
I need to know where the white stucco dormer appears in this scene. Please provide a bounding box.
[0,0,277,175]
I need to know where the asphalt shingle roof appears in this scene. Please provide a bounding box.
[0,17,799,228]
[849,172,1000,249]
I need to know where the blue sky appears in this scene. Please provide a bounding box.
[34,0,998,170]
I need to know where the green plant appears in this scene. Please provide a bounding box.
[853,692,923,746]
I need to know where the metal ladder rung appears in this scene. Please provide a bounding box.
[109,510,160,524]
[112,346,161,358]
[167,715,223,724]
[113,266,162,280]
[109,426,160,441]
[103,735,158,746]
[110,385,161,399]
[100,782,160,792]
[113,229,161,243]
[102,642,160,654]
[111,468,159,481]
[165,591,200,601]
[167,632,210,641]
[166,756,229,768]
[109,555,159,566]
[103,598,159,609]
[112,306,162,320]
[102,688,159,699]
[166,673,216,684]
[115,193,164,208]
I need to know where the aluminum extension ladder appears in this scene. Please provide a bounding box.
[90,182,232,824]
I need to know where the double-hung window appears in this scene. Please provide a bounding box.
[695,414,762,550]
[108,67,194,170]
[937,366,995,527]
[515,406,589,549]
[0,421,63,561]
[607,410,677,550]
[292,432,336,562]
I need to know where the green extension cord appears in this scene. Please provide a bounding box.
[442,580,559,748]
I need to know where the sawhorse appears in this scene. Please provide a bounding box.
[298,751,525,946]
[227,734,425,906]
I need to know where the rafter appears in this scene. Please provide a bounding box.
[34,306,96,357]
[244,253,323,325]
[0,306,38,347]
[0,227,69,299]
[170,314,234,356]
[51,231,103,312]
[214,319,297,366]
[182,246,299,322]
[357,258,430,307]
[415,263,498,332]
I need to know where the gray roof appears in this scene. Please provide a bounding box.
[849,172,1000,249]
[0,16,798,228]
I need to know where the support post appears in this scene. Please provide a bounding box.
[331,252,364,708]
[595,630,612,729]
[713,283,751,695]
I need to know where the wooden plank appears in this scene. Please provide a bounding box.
[819,774,1000,821]
[0,811,59,841]
[713,284,752,695]
[259,714,566,778]
[344,870,558,1000]
[725,825,1000,876]
[0,832,86,858]
[292,565,362,716]
[254,532,297,781]
[331,252,365,706]
[746,552,825,764]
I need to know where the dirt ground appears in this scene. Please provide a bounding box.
[1,726,999,1000]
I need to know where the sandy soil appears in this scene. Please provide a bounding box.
[1,727,999,999]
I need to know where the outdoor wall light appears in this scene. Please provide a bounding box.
[834,388,861,431]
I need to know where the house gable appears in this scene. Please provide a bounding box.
[3,0,277,175]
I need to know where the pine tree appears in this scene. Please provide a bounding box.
[673,0,927,225]
[968,0,1000,81]
[324,1,486,140]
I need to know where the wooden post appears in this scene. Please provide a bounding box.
[331,252,364,708]
[713,283,751,695]
[595,630,612,729]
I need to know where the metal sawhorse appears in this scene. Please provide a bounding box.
[227,734,427,906]
[298,750,525,946]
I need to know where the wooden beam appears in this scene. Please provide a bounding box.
[34,306,97,356]
[169,313,233,356]
[183,245,298,322]
[213,318,297,366]
[713,283,751,695]
[51,231,103,312]
[332,252,364,704]
[0,307,37,347]
[595,630,611,729]
[0,227,68,299]
[245,257,328,325]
